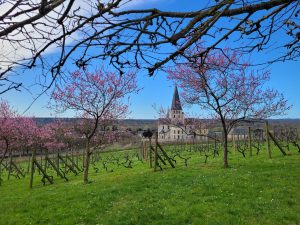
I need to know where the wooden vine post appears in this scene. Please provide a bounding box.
[76,150,79,168]
[0,162,2,186]
[268,132,287,156]
[56,152,60,177]
[142,141,145,160]
[145,141,148,160]
[142,141,148,161]
[154,132,158,172]
[248,127,252,157]
[265,121,272,159]
[7,150,13,180]
[232,134,236,154]
[149,137,153,168]
[44,149,48,173]
[30,148,54,188]
[66,154,81,172]
[82,149,85,169]
[45,154,69,181]
[29,149,36,188]
[285,127,290,151]
[214,132,218,156]
[156,143,175,168]
[27,153,31,173]
[58,154,78,175]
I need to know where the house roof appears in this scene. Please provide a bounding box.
[229,127,247,135]
[171,85,182,110]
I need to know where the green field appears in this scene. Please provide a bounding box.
[0,145,299,225]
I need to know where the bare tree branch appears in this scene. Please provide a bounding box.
[0,0,298,94]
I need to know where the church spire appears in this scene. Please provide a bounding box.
[171,85,182,110]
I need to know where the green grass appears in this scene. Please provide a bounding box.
[0,146,299,225]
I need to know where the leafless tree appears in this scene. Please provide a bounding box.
[0,0,299,94]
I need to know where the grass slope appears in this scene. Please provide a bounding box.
[0,148,299,225]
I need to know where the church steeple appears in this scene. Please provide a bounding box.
[171,85,182,110]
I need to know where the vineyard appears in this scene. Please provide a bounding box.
[0,121,300,224]
[0,142,299,224]
[1,124,300,187]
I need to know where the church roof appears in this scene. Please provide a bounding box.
[171,85,182,110]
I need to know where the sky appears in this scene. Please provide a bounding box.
[1,0,299,119]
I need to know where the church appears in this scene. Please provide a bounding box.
[157,86,208,142]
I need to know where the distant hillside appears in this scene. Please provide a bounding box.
[34,117,76,126]
[33,118,300,130]
[269,119,300,126]
[34,118,157,130]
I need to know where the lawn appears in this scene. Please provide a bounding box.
[0,145,299,225]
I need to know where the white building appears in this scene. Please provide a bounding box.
[157,86,208,142]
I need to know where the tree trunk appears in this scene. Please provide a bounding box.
[83,139,91,184]
[220,117,229,168]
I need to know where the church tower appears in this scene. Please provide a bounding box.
[169,85,184,123]
[158,85,208,142]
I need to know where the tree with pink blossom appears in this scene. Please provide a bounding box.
[167,46,291,168]
[0,100,40,180]
[51,68,138,183]
[0,101,18,161]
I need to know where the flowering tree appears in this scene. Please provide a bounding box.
[0,100,40,180]
[51,68,138,183]
[39,121,68,153]
[167,47,291,167]
[0,101,39,159]
[0,101,18,161]
[0,103,20,182]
